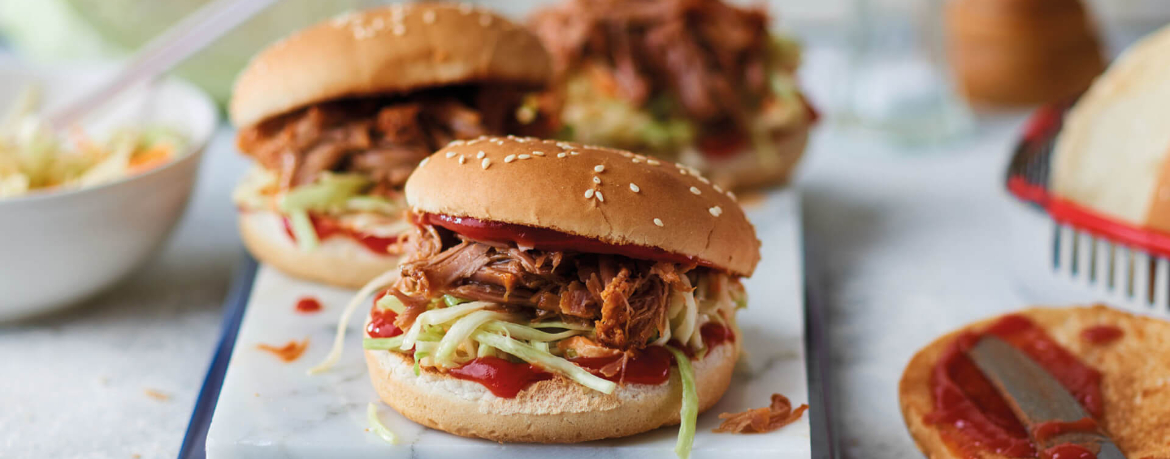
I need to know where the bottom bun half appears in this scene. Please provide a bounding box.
[365,343,737,443]
[899,305,1170,459]
[239,210,398,289]
[687,123,811,192]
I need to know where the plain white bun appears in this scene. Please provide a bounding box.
[1052,24,1170,232]
[238,210,397,288]
[365,342,737,443]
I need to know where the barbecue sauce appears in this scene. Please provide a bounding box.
[448,356,553,398]
[1081,325,1123,345]
[1032,417,1098,443]
[282,214,399,254]
[1040,443,1096,459]
[367,294,404,338]
[295,296,322,313]
[572,323,734,385]
[925,315,1104,457]
[420,213,715,268]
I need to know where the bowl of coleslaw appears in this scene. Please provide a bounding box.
[0,63,217,320]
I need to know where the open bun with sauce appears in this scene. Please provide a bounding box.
[359,137,759,447]
[527,0,814,192]
[899,305,1170,459]
[228,3,554,288]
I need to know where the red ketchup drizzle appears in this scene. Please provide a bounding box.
[366,291,403,338]
[1032,417,1098,443]
[295,296,322,313]
[419,213,714,268]
[925,314,1105,457]
[1081,325,1124,345]
[282,214,398,254]
[572,346,673,385]
[448,356,553,398]
[573,323,734,385]
[1041,444,1097,459]
[698,130,749,160]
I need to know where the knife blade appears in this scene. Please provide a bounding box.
[965,336,1126,459]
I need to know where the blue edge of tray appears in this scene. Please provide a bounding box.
[178,235,840,459]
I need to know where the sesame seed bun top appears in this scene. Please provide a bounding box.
[405,136,762,277]
[229,3,552,127]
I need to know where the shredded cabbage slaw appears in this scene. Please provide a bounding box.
[322,268,743,458]
[0,85,185,198]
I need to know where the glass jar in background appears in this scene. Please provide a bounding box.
[839,0,973,147]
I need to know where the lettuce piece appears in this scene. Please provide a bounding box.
[286,208,319,252]
[366,403,398,445]
[472,330,616,394]
[443,295,469,308]
[400,301,491,351]
[481,321,587,342]
[477,343,496,358]
[666,346,698,459]
[528,321,593,331]
[433,310,513,368]
[363,336,405,350]
[279,172,370,214]
[375,293,405,314]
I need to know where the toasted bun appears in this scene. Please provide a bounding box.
[238,211,397,288]
[365,340,736,443]
[1052,24,1170,233]
[899,305,1170,459]
[405,137,761,276]
[945,0,1104,106]
[230,3,552,127]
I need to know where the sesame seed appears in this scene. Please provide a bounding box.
[458,156,466,164]
[621,151,633,158]
[392,25,406,35]
[570,151,579,156]
[476,151,485,159]
[647,159,661,166]
[713,184,724,193]
[584,189,595,199]
[423,10,436,23]
[698,176,711,184]
[727,191,737,201]
[479,14,492,26]
[557,153,567,158]
[481,158,492,169]
[595,191,604,202]
[632,158,642,163]
[653,218,664,227]
[532,151,545,156]
[679,168,688,175]
[709,206,723,217]
[448,140,465,146]
[593,176,601,184]
[505,154,516,163]
[445,151,457,158]
[690,186,701,195]
[594,165,605,173]
[419,157,430,167]
[629,183,640,192]
[518,154,531,160]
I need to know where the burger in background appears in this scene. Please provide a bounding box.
[229,3,553,288]
[528,0,815,191]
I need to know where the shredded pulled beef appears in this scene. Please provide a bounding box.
[237,86,537,197]
[529,0,773,123]
[393,222,694,350]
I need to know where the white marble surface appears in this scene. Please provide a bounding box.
[205,191,809,459]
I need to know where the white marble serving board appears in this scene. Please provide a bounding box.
[205,190,810,459]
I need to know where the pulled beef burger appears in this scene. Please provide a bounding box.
[229,3,553,287]
[529,0,815,191]
[350,136,759,450]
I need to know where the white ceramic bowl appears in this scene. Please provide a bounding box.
[0,65,218,320]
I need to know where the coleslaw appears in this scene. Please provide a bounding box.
[0,85,185,198]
